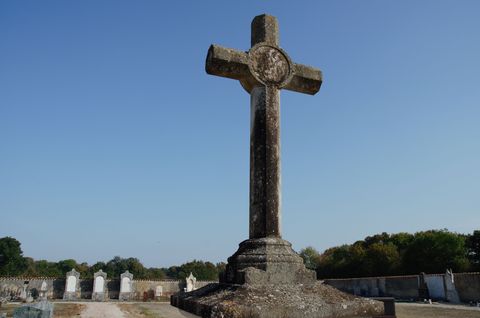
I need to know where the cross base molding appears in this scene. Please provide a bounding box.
[223,237,316,285]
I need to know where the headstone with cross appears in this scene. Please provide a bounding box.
[206,14,322,285]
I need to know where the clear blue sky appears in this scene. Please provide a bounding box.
[1,1,479,268]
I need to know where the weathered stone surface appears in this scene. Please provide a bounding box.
[224,238,315,285]
[249,86,281,239]
[172,13,389,318]
[91,270,107,301]
[186,273,197,292]
[13,300,53,318]
[171,282,384,318]
[119,270,134,301]
[63,269,80,300]
[205,18,322,95]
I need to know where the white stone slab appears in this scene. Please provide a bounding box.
[66,276,76,293]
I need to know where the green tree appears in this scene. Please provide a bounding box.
[57,259,78,276]
[299,246,321,270]
[146,267,166,279]
[87,261,107,278]
[317,230,471,278]
[0,237,27,276]
[33,260,62,277]
[103,256,148,279]
[317,245,356,278]
[167,260,219,280]
[466,230,480,271]
[363,242,400,276]
[402,230,469,274]
[216,262,226,277]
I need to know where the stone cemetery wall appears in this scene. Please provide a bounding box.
[454,272,480,303]
[0,277,64,300]
[384,275,419,299]
[0,276,216,301]
[323,275,418,299]
[324,272,480,303]
[424,274,445,300]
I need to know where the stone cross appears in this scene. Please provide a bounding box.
[206,14,322,239]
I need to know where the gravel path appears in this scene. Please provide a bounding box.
[80,302,126,318]
[397,302,480,311]
[137,303,199,317]
[396,302,480,318]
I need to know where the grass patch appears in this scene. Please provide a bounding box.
[118,303,158,318]
[53,303,85,317]
[397,304,480,318]
[0,303,20,316]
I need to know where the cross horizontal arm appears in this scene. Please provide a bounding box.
[205,45,250,81]
[284,63,323,95]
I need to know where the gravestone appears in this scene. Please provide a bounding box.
[13,300,53,318]
[25,292,33,303]
[155,285,163,298]
[171,14,388,317]
[119,270,134,301]
[185,273,196,292]
[39,281,48,300]
[19,282,28,301]
[63,269,80,300]
[91,270,107,301]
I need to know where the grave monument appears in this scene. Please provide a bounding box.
[119,270,134,301]
[92,270,107,301]
[39,280,48,300]
[186,273,197,292]
[63,269,80,300]
[171,14,390,317]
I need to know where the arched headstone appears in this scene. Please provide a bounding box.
[92,270,107,301]
[186,272,197,292]
[39,280,48,300]
[63,269,80,300]
[119,270,134,301]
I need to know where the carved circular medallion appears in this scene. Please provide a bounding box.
[248,44,293,87]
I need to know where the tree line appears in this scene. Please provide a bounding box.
[2,229,479,281]
[0,237,224,280]
[300,229,480,279]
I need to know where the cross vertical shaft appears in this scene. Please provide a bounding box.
[249,16,281,239]
[250,85,281,238]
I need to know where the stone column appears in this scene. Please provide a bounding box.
[249,85,281,239]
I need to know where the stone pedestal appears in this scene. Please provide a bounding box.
[223,237,315,285]
[172,239,390,318]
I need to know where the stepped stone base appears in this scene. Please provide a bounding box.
[172,238,390,318]
[171,282,386,318]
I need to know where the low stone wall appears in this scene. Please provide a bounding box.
[324,272,480,303]
[384,275,419,299]
[0,277,216,301]
[323,275,418,300]
[425,274,445,300]
[455,272,480,303]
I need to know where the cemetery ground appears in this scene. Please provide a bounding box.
[2,301,480,317]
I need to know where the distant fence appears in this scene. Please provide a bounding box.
[0,276,216,301]
[324,271,480,303]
